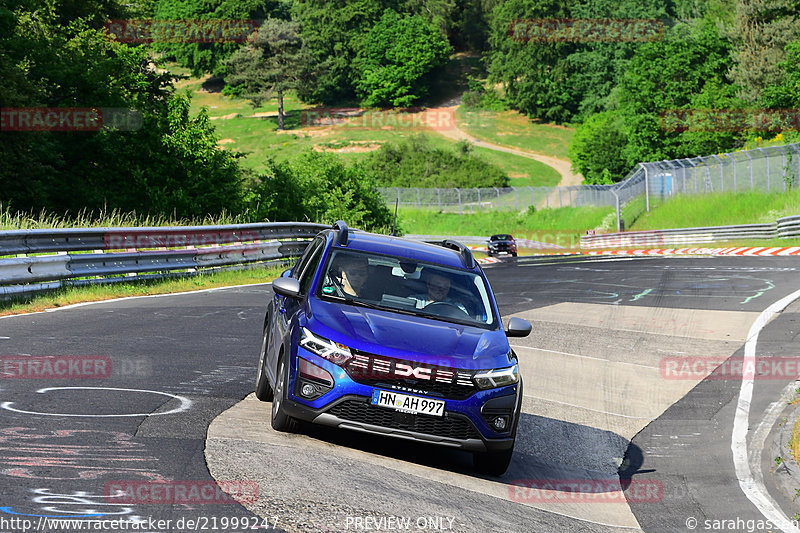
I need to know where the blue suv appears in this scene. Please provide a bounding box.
[255,222,531,475]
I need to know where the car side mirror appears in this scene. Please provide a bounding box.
[272,277,302,299]
[506,317,532,337]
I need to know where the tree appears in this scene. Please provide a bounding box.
[224,18,309,129]
[353,10,452,107]
[151,0,288,77]
[729,0,800,103]
[247,152,393,231]
[569,111,628,184]
[0,0,245,218]
[291,0,400,104]
[616,20,744,165]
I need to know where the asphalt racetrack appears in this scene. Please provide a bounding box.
[1,255,799,532]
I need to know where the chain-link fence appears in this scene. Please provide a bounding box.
[378,143,800,232]
[376,185,618,213]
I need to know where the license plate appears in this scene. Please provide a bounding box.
[370,389,445,417]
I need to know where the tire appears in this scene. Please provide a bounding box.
[255,325,273,402]
[473,447,514,476]
[270,354,298,432]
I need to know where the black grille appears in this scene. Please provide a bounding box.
[328,400,480,440]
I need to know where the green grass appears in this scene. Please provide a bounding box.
[398,206,614,249]
[0,205,251,230]
[457,107,575,160]
[164,61,566,185]
[0,265,286,317]
[630,189,800,230]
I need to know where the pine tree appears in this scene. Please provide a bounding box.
[729,0,800,103]
[225,19,310,130]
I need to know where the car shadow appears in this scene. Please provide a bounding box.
[290,411,647,500]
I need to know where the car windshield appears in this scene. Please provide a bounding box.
[491,234,512,241]
[317,250,496,328]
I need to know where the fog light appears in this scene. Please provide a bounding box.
[301,383,316,397]
[492,416,509,431]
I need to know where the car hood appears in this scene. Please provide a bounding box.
[306,299,511,368]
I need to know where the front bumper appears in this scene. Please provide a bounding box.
[281,394,514,452]
[283,351,520,452]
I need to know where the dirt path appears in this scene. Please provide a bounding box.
[432,104,583,187]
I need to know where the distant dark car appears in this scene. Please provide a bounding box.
[487,234,517,257]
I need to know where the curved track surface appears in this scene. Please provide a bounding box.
[1,256,799,532]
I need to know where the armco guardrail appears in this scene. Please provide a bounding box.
[0,222,327,299]
[580,215,800,248]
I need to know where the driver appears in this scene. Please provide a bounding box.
[330,253,378,299]
[412,269,468,314]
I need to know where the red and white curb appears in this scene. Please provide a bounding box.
[586,247,800,257]
[475,246,800,263]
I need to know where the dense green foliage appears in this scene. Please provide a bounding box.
[151,0,288,77]
[246,152,394,231]
[354,10,451,107]
[362,135,509,188]
[571,19,749,183]
[0,0,243,217]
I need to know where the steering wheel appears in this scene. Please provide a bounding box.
[423,301,470,318]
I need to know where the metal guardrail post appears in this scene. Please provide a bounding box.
[757,148,769,191]
[640,163,650,211]
[612,189,621,232]
[457,188,462,214]
[437,188,441,210]
[744,151,754,191]
[776,145,788,191]
[726,153,737,192]
[710,155,724,192]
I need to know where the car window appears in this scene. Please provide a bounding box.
[292,237,323,278]
[298,239,325,295]
[318,250,496,328]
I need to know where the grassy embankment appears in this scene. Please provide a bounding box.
[173,60,563,188]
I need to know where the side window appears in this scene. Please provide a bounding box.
[292,237,323,278]
[299,241,325,295]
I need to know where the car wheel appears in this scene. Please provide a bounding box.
[271,354,298,432]
[473,447,514,476]
[511,252,517,257]
[255,324,273,402]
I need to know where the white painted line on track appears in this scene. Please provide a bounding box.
[732,287,800,532]
[0,386,192,417]
[510,344,660,370]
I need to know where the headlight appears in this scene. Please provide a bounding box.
[300,328,353,365]
[473,364,519,389]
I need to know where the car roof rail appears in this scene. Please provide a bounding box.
[440,239,476,269]
[333,220,349,246]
